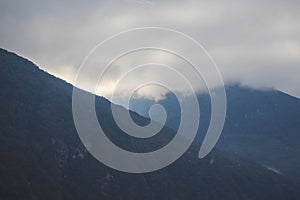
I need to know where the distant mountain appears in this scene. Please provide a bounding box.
[0,48,299,200]
[130,81,300,182]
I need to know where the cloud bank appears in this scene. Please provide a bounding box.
[0,0,299,100]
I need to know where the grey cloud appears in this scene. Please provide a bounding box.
[0,0,299,100]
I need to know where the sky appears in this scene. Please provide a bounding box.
[0,0,299,101]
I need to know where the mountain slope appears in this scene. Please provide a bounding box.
[0,48,299,200]
[130,83,300,181]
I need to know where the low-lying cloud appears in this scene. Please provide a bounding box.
[0,0,299,100]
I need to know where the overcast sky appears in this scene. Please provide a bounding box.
[0,0,299,100]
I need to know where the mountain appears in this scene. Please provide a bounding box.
[0,48,299,200]
[130,82,300,182]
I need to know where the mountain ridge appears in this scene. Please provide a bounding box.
[0,48,299,200]
[130,79,300,182]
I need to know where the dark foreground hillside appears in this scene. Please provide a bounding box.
[0,48,299,200]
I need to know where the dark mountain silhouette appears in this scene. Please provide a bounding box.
[130,82,300,182]
[0,48,299,200]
